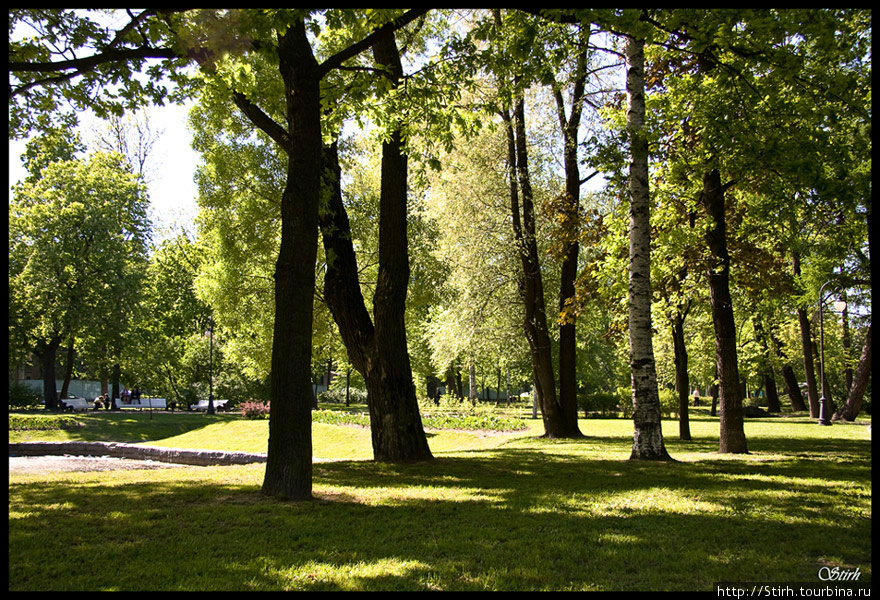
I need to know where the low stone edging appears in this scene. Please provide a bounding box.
[9,441,267,467]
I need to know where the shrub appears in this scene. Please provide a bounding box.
[616,386,634,419]
[421,413,528,432]
[9,414,83,431]
[658,388,679,418]
[9,380,41,408]
[312,410,371,427]
[240,400,271,420]
[317,387,368,405]
[610,387,679,418]
[579,391,621,417]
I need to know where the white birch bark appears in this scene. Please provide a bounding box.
[625,35,671,460]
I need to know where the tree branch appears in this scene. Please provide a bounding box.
[317,8,430,77]
[231,91,291,152]
[9,47,181,75]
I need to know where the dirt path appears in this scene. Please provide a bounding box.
[9,455,191,475]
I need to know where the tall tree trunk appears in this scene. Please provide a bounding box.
[833,323,871,422]
[59,336,75,400]
[554,25,589,439]
[625,35,671,460]
[701,169,748,454]
[793,252,821,417]
[769,328,807,411]
[37,335,63,410]
[367,34,433,461]
[671,313,691,440]
[752,318,781,412]
[841,292,854,393]
[501,99,568,438]
[261,21,320,501]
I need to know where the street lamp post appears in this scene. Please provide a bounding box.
[817,281,846,426]
[207,318,215,415]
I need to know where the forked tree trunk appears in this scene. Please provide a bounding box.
[319,139,432,463]
[625,35,671,460]
[700,169,748,454]
[303,32,432,464]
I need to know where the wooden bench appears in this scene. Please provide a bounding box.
[60,397,91,412]
[189,399,229,412]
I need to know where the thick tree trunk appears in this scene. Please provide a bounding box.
[319,139,432,462]
[833,323,871,421]
[316,34,432,463]
[367,33,432,462]
[37,336,63,410]
[701,169,748,454]
[671,313,691,440]
[261,21,320,501]
[625,36,671,460]
[59,336,75,400]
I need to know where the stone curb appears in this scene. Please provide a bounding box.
[9,441,267,467]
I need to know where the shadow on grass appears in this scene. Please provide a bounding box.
[9,436,871,592]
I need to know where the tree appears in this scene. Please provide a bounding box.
[701,170,748,453]
[422,109,533,409]
[10,137,151,409]
[11,8,428,498]
[623,32,672,460]
[199,9,431,493]
[126,233,213,405]
[833,323,871,422]
[487,9,578,438]
[549,22,593,438]
[8,9,190,138]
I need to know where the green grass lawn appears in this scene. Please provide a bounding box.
[8,407,872,591]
